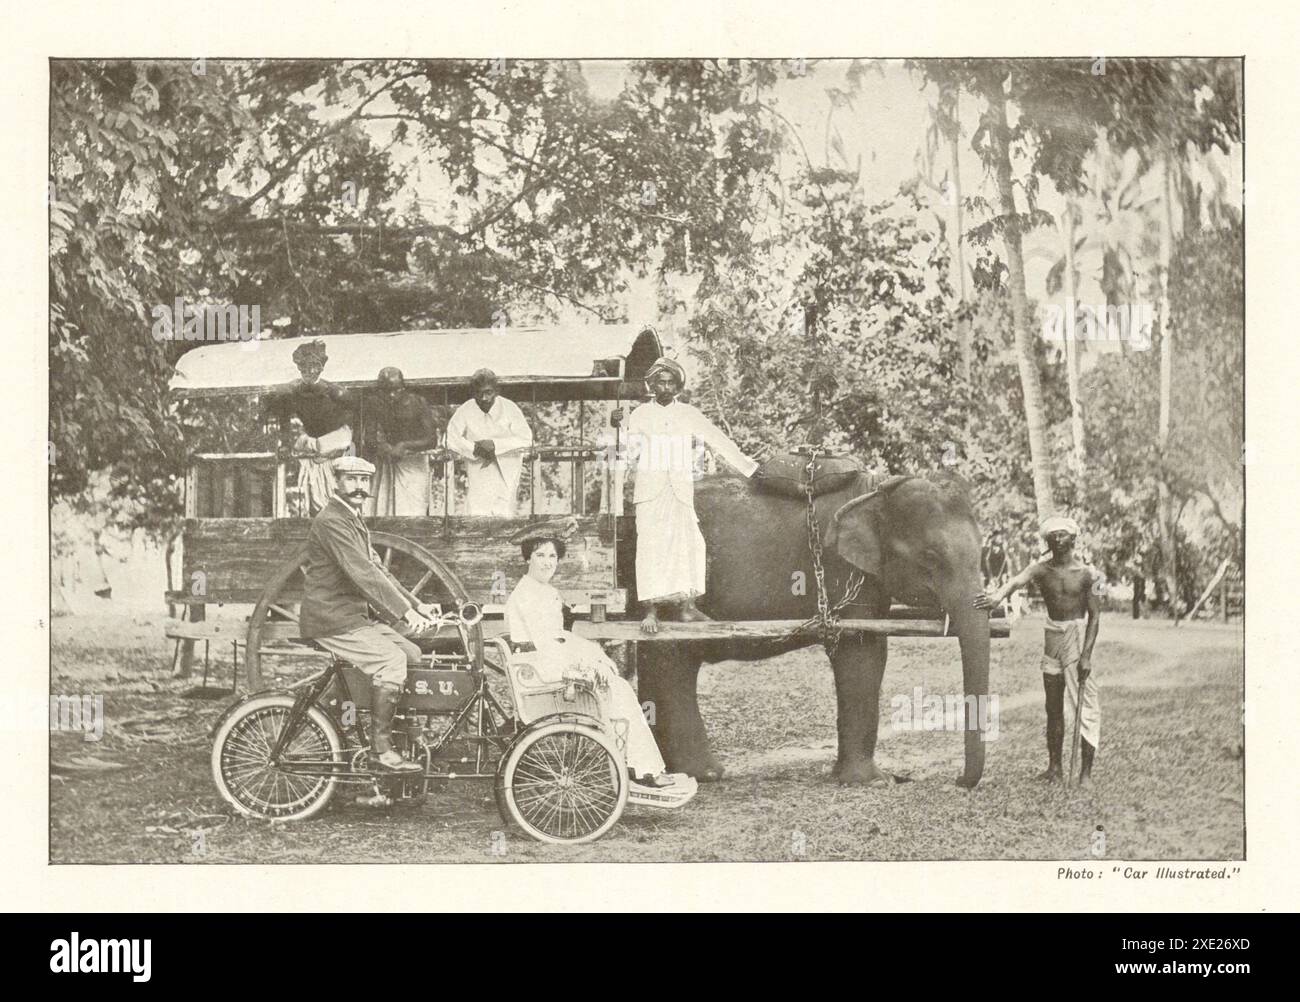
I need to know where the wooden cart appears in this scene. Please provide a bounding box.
[167,323,1006,689]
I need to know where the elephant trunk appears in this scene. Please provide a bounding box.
[943,580,991,788]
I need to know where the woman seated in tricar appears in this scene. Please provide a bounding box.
[504,529,697,805]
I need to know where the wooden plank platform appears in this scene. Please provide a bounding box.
[572,617,1011,643]
[166,614,1009,647]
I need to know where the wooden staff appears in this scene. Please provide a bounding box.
[1068,667,1085,786]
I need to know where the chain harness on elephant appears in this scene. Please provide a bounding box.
[785,448,865,656]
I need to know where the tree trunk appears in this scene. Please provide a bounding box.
[947,92,971,380]
[164,528,180,619]
[984,73,1056,520]
[1156,152,1178,607]
[1062,202,1086,474]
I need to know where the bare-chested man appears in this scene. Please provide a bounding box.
[974,515,1102,785]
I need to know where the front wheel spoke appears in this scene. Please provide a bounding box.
[529,737,567,775]
[512,761,563,785]
[566,792,601,834]
[248,767,278,808]
[513,788,562,814]
[569,781,618,814]
[525,787,566,832]
[567,741,608,780]
[222,707,334,812]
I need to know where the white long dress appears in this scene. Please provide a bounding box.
[504,574,666,777]
[446,397,533,516]
[624,399,758,602]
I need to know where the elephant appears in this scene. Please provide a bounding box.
[634,470,992,788]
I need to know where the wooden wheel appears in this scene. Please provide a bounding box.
[243,532,479,689]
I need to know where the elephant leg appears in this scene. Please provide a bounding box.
[637,643,724,782]
[828,633,891,786]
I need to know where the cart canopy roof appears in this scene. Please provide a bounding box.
[169,324,665,402]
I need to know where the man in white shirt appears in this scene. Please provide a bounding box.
[623,358,758,633]
[446,368,533,516]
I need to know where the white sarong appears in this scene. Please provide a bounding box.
[368,452,430,516]
[634,490,707,604]
[624,398,755,605]
[1042,617,1100,748]
[296,425,353,515]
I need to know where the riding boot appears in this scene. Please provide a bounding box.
[369,682,422,774]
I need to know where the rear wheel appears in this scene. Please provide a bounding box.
[244,533,480,689]
[211,694,342,821]
[495,720,627,844]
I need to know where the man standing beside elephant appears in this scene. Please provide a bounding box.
[975,515,1102,785]
[620,357,758,633]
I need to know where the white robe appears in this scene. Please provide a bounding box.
[446,397,532,516]
[504,574,665,777]
[624,399,757,603]
[1042,617,1101,749]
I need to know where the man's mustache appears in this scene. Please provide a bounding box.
[345,489,371,499]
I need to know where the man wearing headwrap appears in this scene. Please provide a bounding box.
[975,514,1103,785]
[365,367,439,516]
[263,339,355,515]
[446,368,533,516]
[299,455,440,773]
[622,357,758,633]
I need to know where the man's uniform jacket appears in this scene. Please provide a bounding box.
[299,494,412,639]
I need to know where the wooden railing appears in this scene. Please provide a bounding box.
[185,444,620,519]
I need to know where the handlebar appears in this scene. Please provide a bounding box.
[412,602,482,635]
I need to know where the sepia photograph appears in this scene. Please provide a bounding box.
[46,53,1244,866]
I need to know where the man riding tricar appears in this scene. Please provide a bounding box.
[299,455,440,774]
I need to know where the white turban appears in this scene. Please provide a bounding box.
[645,357,686,389]
[1039,514,1080,538]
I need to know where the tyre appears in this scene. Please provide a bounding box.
[211,693,342,821]
[495,719,628,844]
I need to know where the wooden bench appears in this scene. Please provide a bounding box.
[164,619,243,691]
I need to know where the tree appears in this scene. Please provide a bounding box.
[909,75,972,379]
[912,60,1116,520]
[1058,200,1086,473]
[1096,58,1242,605]
[50,58,791,535]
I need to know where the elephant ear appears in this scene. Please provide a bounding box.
[826,491,886,577]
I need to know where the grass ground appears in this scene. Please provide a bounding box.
[49,611,1243,863]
